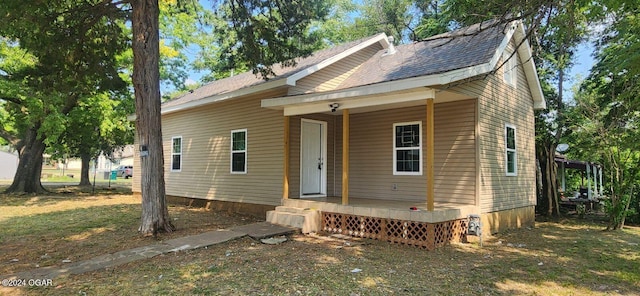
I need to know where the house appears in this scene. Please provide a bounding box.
[133,20,546,249]
[555,154,603,212]
[0,149,19,180]
[40,145,135,179]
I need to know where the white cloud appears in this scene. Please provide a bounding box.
[184,78,197,86]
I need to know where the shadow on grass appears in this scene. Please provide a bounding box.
[446,218,640,295]
[0,196,261,278]
[0,204,142,275]
[0,185,134,208]
[14,217,640,295]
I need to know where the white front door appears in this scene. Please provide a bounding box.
[300,119,326,197]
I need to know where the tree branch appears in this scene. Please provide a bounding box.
[0,123,19,146]
[0,96,24,106]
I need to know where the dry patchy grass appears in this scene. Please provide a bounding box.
[0,186,259,277]
[1,188,639,296]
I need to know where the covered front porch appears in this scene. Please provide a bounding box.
[263,82,480,249]
[279,197,475,249]
[284,197,478,223]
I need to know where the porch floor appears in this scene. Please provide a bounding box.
[283,197,479,223]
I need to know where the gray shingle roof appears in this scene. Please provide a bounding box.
[337,22,505,90]
[162,35,383,109]
[163,21,507,109]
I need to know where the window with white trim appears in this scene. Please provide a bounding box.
[231,129,247,174]
[503,50,517,87]
[393,122,422,175]
[505,124,517,176]
[171,136,182,172]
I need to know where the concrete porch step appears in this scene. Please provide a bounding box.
[274,206,313,214]
[266,207,321,234]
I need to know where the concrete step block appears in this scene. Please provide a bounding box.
[266,208,322,234]
[266,211,305,229]
[275,206,312,214]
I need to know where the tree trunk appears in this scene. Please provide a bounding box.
[131,0,174,236]
[79,153,92,186]
[4,126,46,194]
[536,143,560,217]
[619,186,633,230]
[545,147,555,216]
[536,146,550,214]
[547,147,560,216]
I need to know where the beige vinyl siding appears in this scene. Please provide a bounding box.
[433,100,477,204]
[450,39,537,213]
[287,100,476,204]
[133,89,287,206]
[288,43,383,95]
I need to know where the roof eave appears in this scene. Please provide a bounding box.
[159,34,392,116]
[513,22,547,110]
[161,79,288,115]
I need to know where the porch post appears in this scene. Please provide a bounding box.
[283,116,290,199]
[587,163,592,199]
[426,98,435,211]
[599,166,604,197]
[592,164,597,198]
[560,161,566,192]
[342,109,350,205]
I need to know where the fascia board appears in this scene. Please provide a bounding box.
[283,88,436,116]
[284,33,390,86]
[513,22,547,110]
[263,75,436,108]
[262,63,493,110]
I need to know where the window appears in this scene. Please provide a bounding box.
[231,129,247,174]
[171,136,182,172]
[505,124,517,176]
[503,50,517,87]
[393,122,422,175]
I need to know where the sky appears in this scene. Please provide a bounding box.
[565,42,596,99]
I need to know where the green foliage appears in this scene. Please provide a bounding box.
[158,1,211,89]
[213,0,330,78]
[0,0,129,147]
[569,2,640,228]
[308,0,360,45]
[351,0,413,41]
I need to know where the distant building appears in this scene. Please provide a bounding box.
[0,150,19,180]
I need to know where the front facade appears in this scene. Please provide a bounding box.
[133,20,545,247]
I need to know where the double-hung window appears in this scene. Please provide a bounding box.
[231,129,247,174]
[505,124,517,176]
[393,122,422,175]
[171,136,182,172]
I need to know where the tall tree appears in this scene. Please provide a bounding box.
[570,2,640,229]
[443,0,597,216]
[353,0,413,41]
[130,0,175,235]
[130,0,329,235]
[48,92,134,186]
[0,1,128,193]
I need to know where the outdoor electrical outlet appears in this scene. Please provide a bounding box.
[392,183,398,190]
